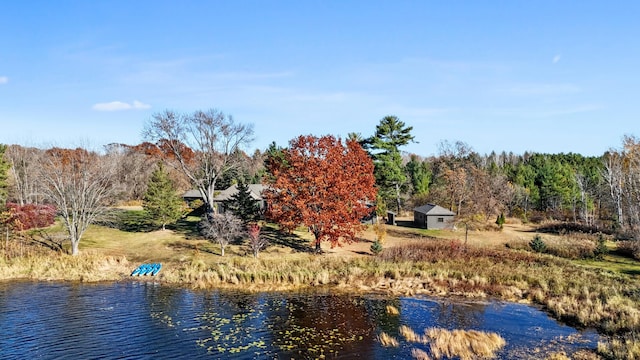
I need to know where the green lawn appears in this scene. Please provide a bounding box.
[578,251,640,277]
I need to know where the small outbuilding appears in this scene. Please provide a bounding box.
[386,211,397,226]
[413,204,455,229]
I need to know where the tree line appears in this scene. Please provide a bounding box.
[1,110,639,255]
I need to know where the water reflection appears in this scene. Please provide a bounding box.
[0,281,600,359]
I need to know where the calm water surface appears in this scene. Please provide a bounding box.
[0,281,599,359]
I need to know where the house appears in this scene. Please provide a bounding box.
[182,184,266,213]
[413,204,455,229]
[183,189,203,204]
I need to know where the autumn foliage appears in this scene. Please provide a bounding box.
[4,203,57,231]
[263,135,376,251]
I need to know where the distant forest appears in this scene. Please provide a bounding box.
[2,124,640,241]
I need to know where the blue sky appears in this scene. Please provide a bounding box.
[1,1,638,156]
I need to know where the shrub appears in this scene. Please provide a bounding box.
[247,223,269,258]
[593,234,608,260]
[616,240,640,260]
[370,240,383,255]
[530,235,546,253]
[4,203,57,231]
[199,212,244,257]
[495,212,505,230]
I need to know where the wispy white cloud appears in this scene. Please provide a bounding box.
[92,100,151,111]
[0,76,8,84]
[553,54,562,63]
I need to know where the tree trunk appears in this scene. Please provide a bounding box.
[71,240,79,256]
[315,239,322,253]
[395,182,402,214]
[220,244,225,257]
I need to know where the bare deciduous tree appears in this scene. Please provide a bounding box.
[39,147,116,255]
[143,109,254,213]
[199,212,244,256]
[6,145,44,205]
[247,223,269,258]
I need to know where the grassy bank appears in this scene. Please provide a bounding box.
[3,238,639,334]
[3,217,640,358]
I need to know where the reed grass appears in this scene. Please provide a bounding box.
[424,327,506,360]
[411,348,432,360]
[0,250,130,282]
[377,332,399,347]
[398,323,505,359]
[597,335,640,360]
[386,304,400,315]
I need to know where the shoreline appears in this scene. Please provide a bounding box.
[3,237,640,358]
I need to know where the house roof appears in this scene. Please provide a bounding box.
[414,204,455,216]
[213,184,265,201]
[183,189,202,198]
[183,184,265,201]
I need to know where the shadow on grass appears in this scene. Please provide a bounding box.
[99,209,202,237]
[395,220,420,228]
[166,216,201,239]
[261,225,312,253]
[97,209,158,232]
[105,209,313,253]
[167,241,218,255]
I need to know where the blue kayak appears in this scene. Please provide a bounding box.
[131,263,149,276]
[150,263,162,276]
[141,263,155,276]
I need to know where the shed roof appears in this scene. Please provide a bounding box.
[414,204,455,216]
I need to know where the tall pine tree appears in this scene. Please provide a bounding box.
[143,162,184,230]
[368,116,415,214]
[223,182,261,223]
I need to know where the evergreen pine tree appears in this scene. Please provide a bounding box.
[367,116,415,214]
[224,182,261,223]
[495,212,505,230]
[0,145,10,205]
[143,162,184,230]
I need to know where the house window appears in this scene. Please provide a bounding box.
[437,217,444,223]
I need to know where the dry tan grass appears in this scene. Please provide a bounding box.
[598,336,640,360]
[378,332,399,347]
[400,325,425,343]
[386,305,400,315]
[411,348,432,360]
[424,327,506,360]
[545,352,571,360]
[0,250,131,281]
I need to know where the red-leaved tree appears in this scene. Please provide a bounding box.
[5,203,56,230]
[263,135,376,252]
[247,223,269,258]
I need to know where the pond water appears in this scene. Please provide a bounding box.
[0,281,599,359]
